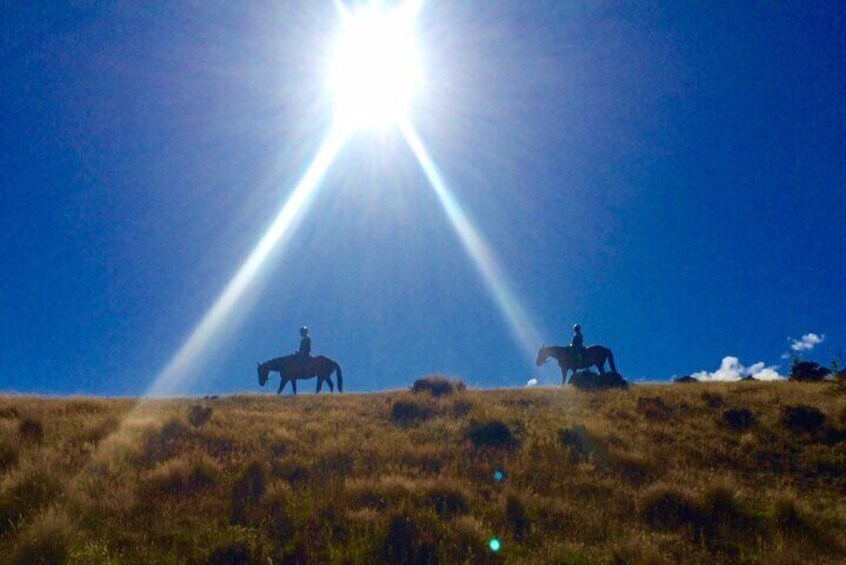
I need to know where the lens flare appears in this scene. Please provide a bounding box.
[400,121,543,361]
[489,538,501,552]
[329,0,423,130]
[144,127,347,397]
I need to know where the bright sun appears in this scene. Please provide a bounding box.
[329,2,422,130]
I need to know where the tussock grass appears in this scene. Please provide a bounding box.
[0,383,844,563]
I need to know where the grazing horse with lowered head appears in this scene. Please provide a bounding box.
[536,345,617,385]
[258,354,343,395]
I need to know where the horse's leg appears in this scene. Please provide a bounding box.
[597,356,606,374]
[277,378,285,394]
[292,379,297,395]
[316,377,323,394]
[327,373,334,393]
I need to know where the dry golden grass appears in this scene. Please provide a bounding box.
[0,382,844,563]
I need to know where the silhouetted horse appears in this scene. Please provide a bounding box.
[536,345,617,385]
[257,355,343,395]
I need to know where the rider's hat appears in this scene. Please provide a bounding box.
[573,324,581,332]
[299,326,309,336]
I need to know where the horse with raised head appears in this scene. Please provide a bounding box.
[258,354,343,395]
[536,345,617,385]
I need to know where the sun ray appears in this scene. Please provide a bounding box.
[144,126,347,397]
[400,120,544,361]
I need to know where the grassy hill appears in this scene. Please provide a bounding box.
[1,380,845,563]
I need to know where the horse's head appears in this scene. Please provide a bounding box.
[536,346,550,367]
[258,362,268,387]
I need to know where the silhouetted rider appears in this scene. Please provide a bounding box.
[571,324,586,367]
[296,326,311,361]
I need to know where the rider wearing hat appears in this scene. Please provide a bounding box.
[297,326,311,360]
[571,324,585,367]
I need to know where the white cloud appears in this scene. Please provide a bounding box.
[692,356,784,382]
[525,378,538,387]
[790,333,825,352]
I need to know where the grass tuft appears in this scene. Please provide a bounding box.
[411,374,466,397]
[18,417,44,443]
[639,484,703,531]
[231,459,268,525]
[464,420,517,449]
[723,407,755,431]
[781,404,825,433]
[9,509,76,565]
[391,398,431,425]
[187,404,213,427]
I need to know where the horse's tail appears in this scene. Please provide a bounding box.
[607,349,617,373]
[334,361,343,393]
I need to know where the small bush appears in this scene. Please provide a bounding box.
[0,406,20,419]
[771,493,812,535]
[143,456,218,497]
[231,459,268,525]
[391,399,431,425]
[464,420,517,449]
[411,375,466,397]
[606,450,655,484]
[701,392,725,409]
[10,509,76,565]
[558,425,598,463]
[789,361,828,382]
[505,494,529,541]
[570,370,627,390]
[637,397,672,421]
[0,469,64,535]
[723,408,755,431]
[423,483,468,518]
[781,405,825,433]
[674,375,698,384]
[188,404,213,427]
[381,513,436,565]
[640,484,703,531]
[18,417,44,443]
[0,440,20,474]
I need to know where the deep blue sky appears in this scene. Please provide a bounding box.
[2,1,844,395]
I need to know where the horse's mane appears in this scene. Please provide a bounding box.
[261,356,289,369]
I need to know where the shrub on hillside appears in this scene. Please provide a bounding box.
[391,398,431,425]
[0,406,20,419]
[411,375,466,397]
[701,391,725,409]
[18,417,44,443]
[381,512,437,564]
[789,361,828,382]
[9,509,75,565]
[187,404,213,427]
[781,405,825,433]
[142,456,218,497]
[0,440,19,474]
[723,408,755,431]
[423,483,468,518]
[570,370,627,390]
[558,425,599,463]
[464,420,517,449]
[0,469,63,535]
[505,494,529,541]
[640,484,703,531]
[231,459,268,525]
[637,397,672,421]
[674,375,698,384]
[771,493,813,535]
